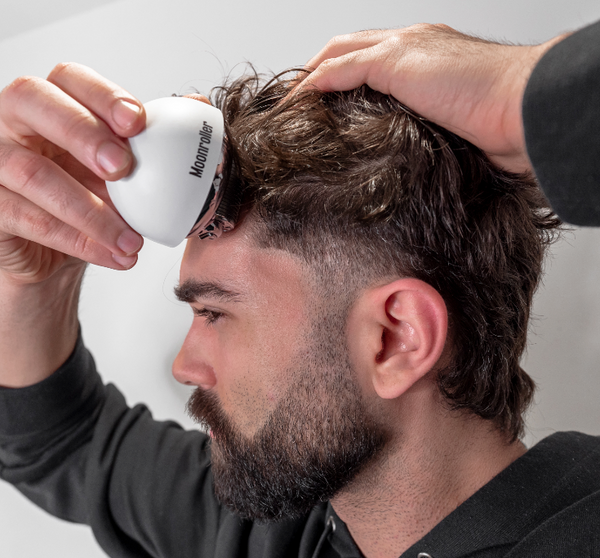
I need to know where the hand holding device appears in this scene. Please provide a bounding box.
[0,62,145,386]
[107,97,237,247]
[0,62,144,281]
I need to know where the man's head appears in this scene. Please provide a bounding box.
[174,224,391,521]
[173,71,559,521]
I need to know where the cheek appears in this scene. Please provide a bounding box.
[215,318,292,436]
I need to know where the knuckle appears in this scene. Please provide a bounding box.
[407,22,435,31]
[77,200,105,233]
[377,35,405,65]
[13,152,48,194]
[0,194,55,239]
[29,210,58,239]
[71,230,95,258]
[318,57,338,70]
[1,75,42,105]
[60,109,96,141]
[383,34,403,49]
[47,62,78,84]
[335,32,354,42]
[406,22,453,35]
[325,33,346,48]
[0,142,15,172]
[331,30,368,46]
[0,148,64,211]
[323,31,358,51]
[0,196,23,232]
[394,23,457,53]
[12,155,72,219]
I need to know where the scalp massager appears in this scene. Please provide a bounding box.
[107,97,239,247]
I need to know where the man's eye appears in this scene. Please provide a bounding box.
[192,307,224,325]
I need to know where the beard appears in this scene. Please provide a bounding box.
[186,312,389,523]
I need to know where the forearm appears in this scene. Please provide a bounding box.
[0,264,84,388]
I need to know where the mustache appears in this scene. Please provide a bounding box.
[186,387,234,441]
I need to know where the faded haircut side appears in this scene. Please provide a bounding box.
[211,70,561,441]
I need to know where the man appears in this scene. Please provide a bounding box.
[0,23,599,558]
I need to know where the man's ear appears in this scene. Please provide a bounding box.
[348,278,448,400]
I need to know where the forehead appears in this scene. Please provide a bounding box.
[179,221,310,307]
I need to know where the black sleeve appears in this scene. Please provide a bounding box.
[523,20,600,226]
[0,335,329,558]
[0,334,228,558]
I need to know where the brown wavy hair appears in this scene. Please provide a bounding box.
[211,70,561,441]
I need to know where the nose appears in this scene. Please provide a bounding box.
[172,328,217,390]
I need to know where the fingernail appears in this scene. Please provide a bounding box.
[112,98,142,130]
[112,253,137,269]
[97,141,131,175]
[117,229,143,255]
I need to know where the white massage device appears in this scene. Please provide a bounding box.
[107,97,237,247]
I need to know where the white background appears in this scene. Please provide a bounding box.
[1,1,600,556]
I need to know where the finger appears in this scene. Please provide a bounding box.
[303,45,392,94]
[47,62,145,138]
[0,76,135,181]
[0,142,143,257]
[305,29,388,71]
[0,187,137,270]
[184,93,212,105]
[289,47,373,99]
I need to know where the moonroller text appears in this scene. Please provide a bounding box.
[189,121,214,178]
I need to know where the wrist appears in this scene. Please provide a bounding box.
[0,264,85,388]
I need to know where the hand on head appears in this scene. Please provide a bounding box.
[0,62,145,284]
[304,24,565,173]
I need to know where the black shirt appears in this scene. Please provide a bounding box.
[2,337,600,557]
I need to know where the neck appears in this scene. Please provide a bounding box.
[331,382,527,558]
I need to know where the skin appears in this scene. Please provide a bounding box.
[173,222,310,436]
[173,216,527,557]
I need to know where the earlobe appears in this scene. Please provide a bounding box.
[371,279,448,400]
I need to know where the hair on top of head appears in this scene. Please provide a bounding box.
[210,68,561,441]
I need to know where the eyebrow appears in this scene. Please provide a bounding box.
[174,280,243,304]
